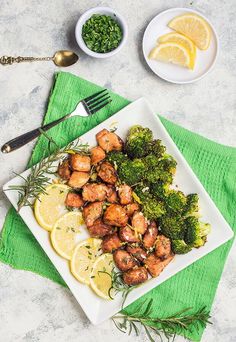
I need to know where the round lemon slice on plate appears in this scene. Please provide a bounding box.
[158,32,196,69]
[34,184,70,231]
[50,211,84,260]
[70,238,102,285]
[149,42,191,69]
[168,13,211,50]
[90,253,114,300]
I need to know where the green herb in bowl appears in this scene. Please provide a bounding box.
[82,14,123,53]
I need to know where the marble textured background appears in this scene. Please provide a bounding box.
[0,0,235,341]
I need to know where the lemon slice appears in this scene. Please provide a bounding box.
[149,42,191,68]
[90,253,114,300]
[168,13,211,50]
[50,212,84,260]
[34,184,70,231]
[158,32,196,69]
[70,238,102,285]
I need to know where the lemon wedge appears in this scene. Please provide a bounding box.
[70,238,102,285]
[90,253,114,300]
[168,13,211,50]
[50,211,84,260]
[149,42,191,68]
[34,184,70,231]
[158,32,196,69]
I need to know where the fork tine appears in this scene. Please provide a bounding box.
[89,99,112,114]
[87,95,111,110]
[86,92,110,107]
[83,89,107,102]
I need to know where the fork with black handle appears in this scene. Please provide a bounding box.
[1,89,112,153]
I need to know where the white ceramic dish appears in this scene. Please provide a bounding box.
[143,8,219,84]
[75,6,128,58]
[3,98,233,325]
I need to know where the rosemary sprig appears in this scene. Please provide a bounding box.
[108,268,136,308]
[112,299,211,342]
[6,133,90,211]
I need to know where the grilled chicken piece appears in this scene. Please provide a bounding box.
[155,235,171,260]
[90,146,106,165]
[123,267,148,286]
[57,159,71,180]
[145,253,174,278]
[126,245,147,262]
[82,201,103,227]
[68,171,90,188]
[82,183,108,202]
[103,204,128,227]
[70,154,91,172]
[96,129,123,152]
[65,192,84,208]
[118,184,133,205]
[97,161,117,184]
[125,203,140,217]
[87,218,113,238]
[106,185,118,203]
[113,250,137,272]
[143,221,158,249]
[131,211,148,234]
[102,233,122,253]
[119,226,139,243]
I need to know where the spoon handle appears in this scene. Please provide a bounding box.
[0,55,53,65]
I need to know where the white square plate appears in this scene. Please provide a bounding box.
[3,98,233,325]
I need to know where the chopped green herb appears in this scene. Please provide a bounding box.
[82,14,123,53]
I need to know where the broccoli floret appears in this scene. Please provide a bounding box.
[165,190,187,213]
[143,154,175,184]
[133,183,151,202]
[150,181,170,200]
[158,154,177,175]
[147,139,166,159]
[142,198,166,220]
[133,184,166,220]
[184,216,211,248]
[160,214,185,240]
[126,125,153,158]
[171,240,192,254]
[106,151,128,168]
[118,159,146,186]
[183,194,200,217]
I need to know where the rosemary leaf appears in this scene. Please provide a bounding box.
[112,301,211,342]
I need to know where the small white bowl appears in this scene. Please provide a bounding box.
[75,7,128,58]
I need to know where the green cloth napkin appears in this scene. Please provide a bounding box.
[1,72,235,341]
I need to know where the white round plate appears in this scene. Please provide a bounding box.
[142,7,219,84]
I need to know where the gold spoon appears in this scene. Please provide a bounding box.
[0,50,79,67]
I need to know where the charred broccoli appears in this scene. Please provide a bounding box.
[184,216,211,248]
[150,181,170,200]
[118,158,146,185]
[133,184,166,220]
[143,154,176,184]
[147,139,166,159]
[142,198,166,220]
[165,190,187,213]
[126,125,153,158]
[160,214,185,240]
[158,154,177,175]
[171,240,192,254]
[183,193,200,217]
[106,151,128,168]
